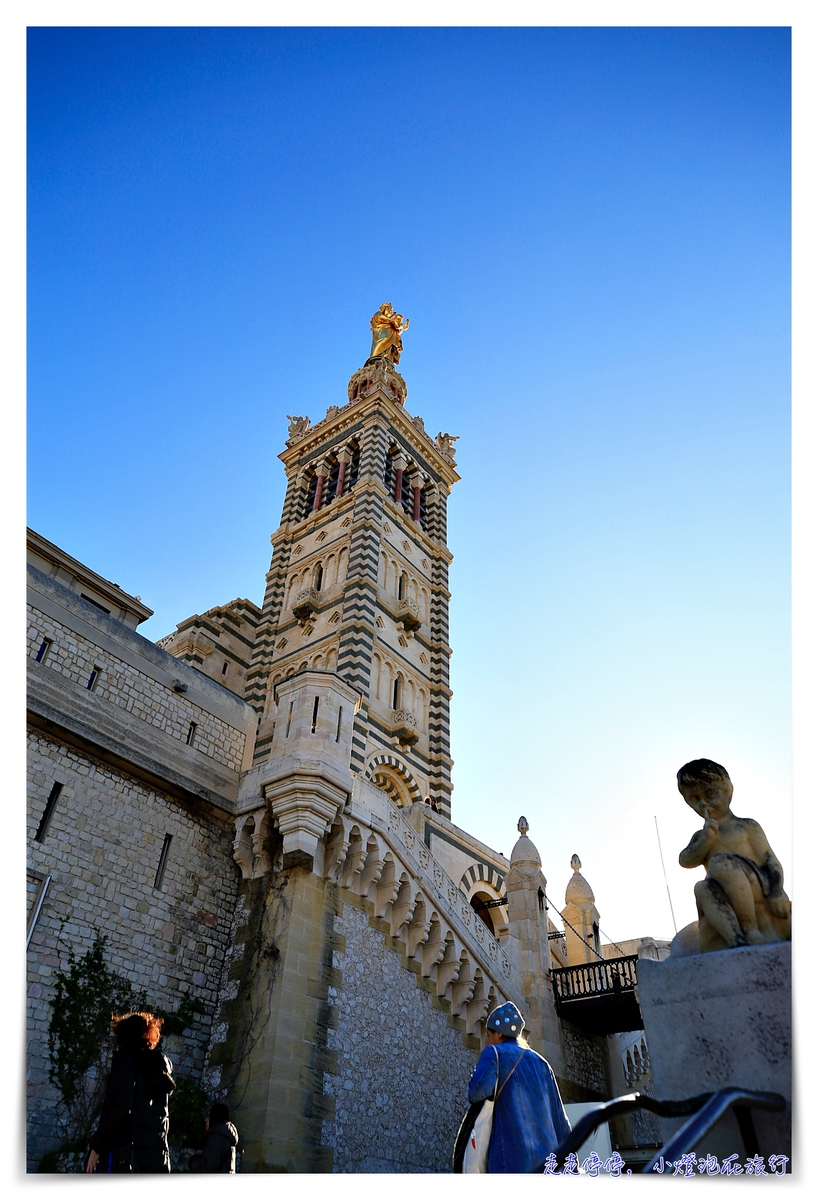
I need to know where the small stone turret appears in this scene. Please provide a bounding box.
[561,854,602,966]
[504,816,564,1075]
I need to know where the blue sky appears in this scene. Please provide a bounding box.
[27,26,791,942]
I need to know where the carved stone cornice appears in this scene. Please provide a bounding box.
[278,392,460,488]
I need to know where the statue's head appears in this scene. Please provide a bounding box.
[381,302,393,315]
[677,758,733,818]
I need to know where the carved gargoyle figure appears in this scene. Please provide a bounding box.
[435,432,459,462]
[677,758,791,953]
[286,414,311,441]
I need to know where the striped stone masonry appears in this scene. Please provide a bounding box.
[246,358,459,823]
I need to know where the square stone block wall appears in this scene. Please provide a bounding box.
[637,942,791,1165]
[26,731,241,1169]
[28,603,247,769]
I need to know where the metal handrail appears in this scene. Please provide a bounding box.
[549,1088,786,1172]
[643,1088,786,1171]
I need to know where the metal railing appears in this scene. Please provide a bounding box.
[551,954,639,1002]
[551,1088,786,1171]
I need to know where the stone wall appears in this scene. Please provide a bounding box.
[322,901,477,1172]
[26,731,240,1169]
[560,1025,609,1101]
[28,600,246,768]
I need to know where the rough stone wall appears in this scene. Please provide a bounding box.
[26,731,240,1169]
[28,604,246,768]
[322,902,477,1173]
[561,1026,609,1099]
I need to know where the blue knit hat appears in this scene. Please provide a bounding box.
[486,1001,525,1035]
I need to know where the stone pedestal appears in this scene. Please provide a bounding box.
[637,942,791,1163]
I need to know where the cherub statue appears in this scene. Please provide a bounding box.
[369,303,409,365]
[677,758,791,953]
[435,432,459,462]
[286,414,311,441]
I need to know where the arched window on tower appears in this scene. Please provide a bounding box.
[313,562,323,591]
[346,441,360,491]
[399,468,413,516]
[383,447,396,496]
[321,457,340,507]
[418,484,429,532]
[304,471,319,518]
[398,571,407,601]
[392,673,403,710]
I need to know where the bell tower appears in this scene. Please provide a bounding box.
[244,308,460,819]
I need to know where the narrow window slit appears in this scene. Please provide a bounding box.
[285,701,294,738]
[335,706,343,743]
[311,696,319,734]
[186,721,197,746]
[86,666,101,691]
[35,638,52,664]
[35,782,63,843]
[154,834,173,890]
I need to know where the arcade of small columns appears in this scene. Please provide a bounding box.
[299,435,437,531]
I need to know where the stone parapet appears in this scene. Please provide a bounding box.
[637,942,791,1162]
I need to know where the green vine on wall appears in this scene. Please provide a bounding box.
[40,931,207,1172]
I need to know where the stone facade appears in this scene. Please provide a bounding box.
[26,731,239,1167]
[637,942,792,1162]
[322,901,476,1172]
[28,595,247,769]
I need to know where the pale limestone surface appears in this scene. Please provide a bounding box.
[561,855,602,966]
[637,942,791,1161]
[504,818,565,1076]
[27,527,153,629]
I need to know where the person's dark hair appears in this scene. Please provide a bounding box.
[208,1102,230,1125]
[676,759,730,787]
[111,1011,164,1052]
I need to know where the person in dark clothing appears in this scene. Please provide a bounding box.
[86,1012,175,1173]
[188,1103,239,1173]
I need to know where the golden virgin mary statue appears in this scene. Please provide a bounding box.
[368,303,409,365]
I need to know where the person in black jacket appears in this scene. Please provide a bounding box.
[188,1103,239,1173]
[85,1011,175,1173]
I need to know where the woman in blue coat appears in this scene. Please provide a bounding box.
[465,1001,571,1173]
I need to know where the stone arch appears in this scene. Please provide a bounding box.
[459,862,506,897]
[364,753,423,808]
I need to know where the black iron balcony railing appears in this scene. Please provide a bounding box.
[551,955,641,1034]
[552,954,639,1002]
